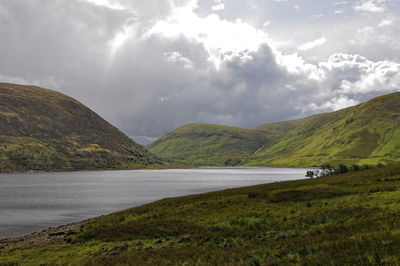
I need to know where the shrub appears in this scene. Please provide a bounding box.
[337,164,349,174]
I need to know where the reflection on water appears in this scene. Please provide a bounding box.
[0,167,306,238]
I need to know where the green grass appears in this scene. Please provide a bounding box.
[3,164,400,264]
[0,83,162,171]
[148,92,400,167]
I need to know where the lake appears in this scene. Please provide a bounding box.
[0,167,306,239]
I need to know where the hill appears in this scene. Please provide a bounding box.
[146,123,271,166]
[250,92,400,166]
[148,92,400,167]
[2,164,400,264]
[0,83,162,171]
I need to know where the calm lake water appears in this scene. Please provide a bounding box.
[0,168,306,239]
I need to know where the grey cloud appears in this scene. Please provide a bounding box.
[0,0,130,96]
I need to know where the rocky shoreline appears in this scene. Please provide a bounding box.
[0,218,93,254]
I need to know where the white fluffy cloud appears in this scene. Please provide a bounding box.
[304,53,400,112]
[211,0,225,11]
[298,37,327,51]
[144,1,269,69]
[354,0,387,13]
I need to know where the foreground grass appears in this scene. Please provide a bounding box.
[3,165,400,265]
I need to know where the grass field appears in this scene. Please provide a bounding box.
[2,164,400,265]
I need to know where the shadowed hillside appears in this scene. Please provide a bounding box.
[148,92,400,167]
[0,83,162,171]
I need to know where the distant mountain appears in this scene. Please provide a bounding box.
[0,83,162,171]
[148,92,400,167]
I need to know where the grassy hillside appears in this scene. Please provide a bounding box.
[148,92,400,167]
[251,92,400,167]
[147,123,271,166]
[251,115,315,135]
[0,83,162,171]
[3,164,400,264]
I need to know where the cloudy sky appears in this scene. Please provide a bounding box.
[0,0,399,144]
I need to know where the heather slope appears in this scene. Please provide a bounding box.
[0,83,161,171]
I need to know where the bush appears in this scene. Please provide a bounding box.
[337,164,349,174]
[224,159,242,166]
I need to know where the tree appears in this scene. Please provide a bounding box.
[321,164,334,176]
[306,170,315,179]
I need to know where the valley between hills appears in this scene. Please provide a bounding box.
[2,82,400,172]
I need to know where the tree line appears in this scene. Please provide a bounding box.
[306,162,385,178]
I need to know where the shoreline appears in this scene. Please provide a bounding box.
[0,161,204,174]
[0,218,94,253]
[1,163,398,263]
[0,167,308,251]
[0,165,191,175]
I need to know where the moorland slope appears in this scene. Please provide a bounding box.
[0,83,161,171]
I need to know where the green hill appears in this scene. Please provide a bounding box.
[148,92,400,167]
[251,115,315,135]
[3,164,400,264]
[0,83,162,171]
[250,92,400,167]
[146,123,271,166]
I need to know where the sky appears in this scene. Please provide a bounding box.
[0,0,399,144]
